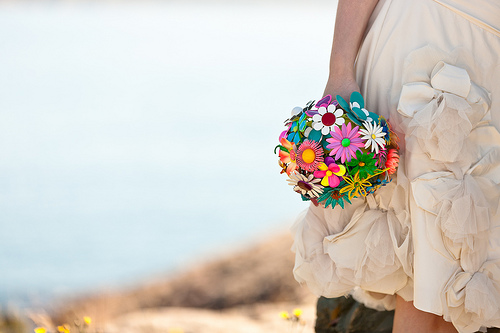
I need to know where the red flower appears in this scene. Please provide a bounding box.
[385,149,399,175]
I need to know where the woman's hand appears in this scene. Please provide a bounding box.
[323,75,360,101]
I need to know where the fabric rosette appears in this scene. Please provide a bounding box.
[275,93,400,208]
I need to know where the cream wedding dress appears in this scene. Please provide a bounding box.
[291,0,500,332]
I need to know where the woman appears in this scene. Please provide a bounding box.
[292,0,500,332]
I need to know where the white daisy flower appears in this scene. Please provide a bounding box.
[350,102,373,122]
[312,104,345,135]
[359,121,386,154]
[286,172,323,198]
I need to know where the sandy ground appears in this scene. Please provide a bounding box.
[44,232,318,333]
[104,302,316,333]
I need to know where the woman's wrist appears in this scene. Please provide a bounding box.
[327,66,356,85]
[329,50,356,77]
[323,74,359,100]
[323,0,379,99]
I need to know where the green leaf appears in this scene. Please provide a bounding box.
[274,145,288,154]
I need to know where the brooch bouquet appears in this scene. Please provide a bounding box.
[275,92,400,208]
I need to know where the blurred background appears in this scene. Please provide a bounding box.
[0,0,337,331]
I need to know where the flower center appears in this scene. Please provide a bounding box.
[297,180,312,191]
[326,171,333,177]
[331,190,341,200]
[371,134,376,139]
[359,162,365,167]
[341,138,351,147]
[301,148,316,164]
[321,112,336,126]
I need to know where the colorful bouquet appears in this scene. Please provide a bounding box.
[275,92,400,208]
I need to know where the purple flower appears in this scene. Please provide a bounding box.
[326,122,364,163]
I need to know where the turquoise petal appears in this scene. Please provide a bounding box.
[338,198,344,209]
[287,131,301,144]
[352,107,367,120]
[322,135,332,150]
[368,111,379,122]
[308,129,322,142]
[325,197,333,208]
[350,91,365,109]
[299,121,307,131]
[298,113,308,131]
[346,110,363,126]
[336,95,350,112]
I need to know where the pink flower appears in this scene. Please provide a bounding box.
[326,122,364,163]
[279,123,292,141]
[313,157,346,187]
[296,140,324,172]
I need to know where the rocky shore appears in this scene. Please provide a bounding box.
[49,233,317,332]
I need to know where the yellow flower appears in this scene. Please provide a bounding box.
[340,172,372,200]
[341,168,390,200]
[57,325,70,333]
[34,328,46,333]
[83,316,92,325]
[280,311,290,319]
[293,308,303,317]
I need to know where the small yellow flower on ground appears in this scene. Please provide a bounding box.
[83,316,91,325]
[34,328,46,333]
[57,324,70,333]
[293,308,303,317]
[280,311,290,319]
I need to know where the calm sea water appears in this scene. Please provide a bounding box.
[0,1,336,306]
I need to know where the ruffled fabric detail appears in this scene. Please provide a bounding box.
[397,45,500,332]
[443,261,500,332]
[411,172,493,263]
[351,287,399,311]
[398,61,491,163]
[291,158,413,310]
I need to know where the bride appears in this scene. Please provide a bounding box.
[292,1,500,332]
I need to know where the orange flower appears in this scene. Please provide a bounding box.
[385,149,399,175]
[278,138,298,175]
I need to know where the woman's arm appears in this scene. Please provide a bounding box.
[323,0,379,99]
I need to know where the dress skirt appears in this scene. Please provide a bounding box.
[291,0,500,332]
